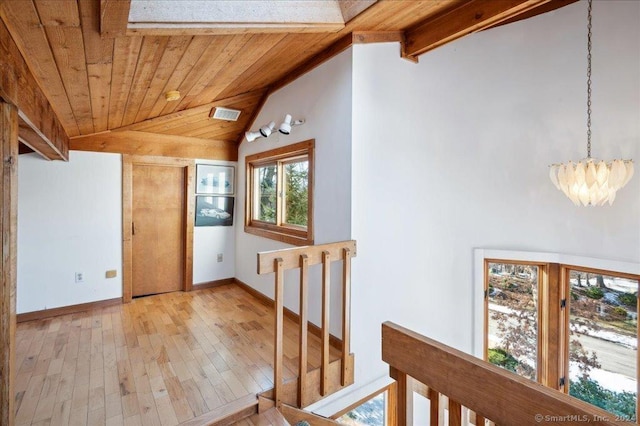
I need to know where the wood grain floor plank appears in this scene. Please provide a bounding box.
[15,284,337,425]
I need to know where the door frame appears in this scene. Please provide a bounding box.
[122,155,195,303]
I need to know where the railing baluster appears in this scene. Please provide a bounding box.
[298,254,309,407]
[394,368,408,426]
[273,258,284,408]
[341,247,351,386]
[320,251,330,396]
[428,388,439,426]
[257,241,356,407]
[449,399,461,425]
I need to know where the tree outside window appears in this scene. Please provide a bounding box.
[245,140,314,245]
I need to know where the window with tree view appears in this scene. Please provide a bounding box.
[566,269,638,421]
[245,140,314,245]
[484,258,640,421]
[486,262,540,381]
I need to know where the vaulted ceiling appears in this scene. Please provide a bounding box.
[0,0,575,161]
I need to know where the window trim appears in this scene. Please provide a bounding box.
[245,139,314,246]
[476,249,640,418]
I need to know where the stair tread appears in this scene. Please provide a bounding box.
[179,393,258,426]
[234,407,291,426]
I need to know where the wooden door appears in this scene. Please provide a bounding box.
[132,164,185,297]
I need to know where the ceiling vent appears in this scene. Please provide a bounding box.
[210,107,241,121]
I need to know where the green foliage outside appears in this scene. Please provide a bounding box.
[258,165,277,223]
[585,286,604,299]
[284,161,308,226]
[618,293,637,308]
[257,161,308,226]
[488,348,519,373]
[569,377,637,420]
[611,307,628,320]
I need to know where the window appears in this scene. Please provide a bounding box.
[333,384,396,426]
[564,267,638,421]
[245,140,314,245]
[481,256,640,421]
[486,261,541,382]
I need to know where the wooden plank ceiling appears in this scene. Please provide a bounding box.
[0,0,575,159]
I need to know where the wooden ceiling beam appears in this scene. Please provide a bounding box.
[483,0,578,30]
[402,0,551,61]
[18,117,60,161]
[70,130,237,161]
[100,0,131,38]
[0,18,68,161]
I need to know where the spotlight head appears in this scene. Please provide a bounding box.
[245,131,262,142]
[279,114,293,135]
[259,121,276,137]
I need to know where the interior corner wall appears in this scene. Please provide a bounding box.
[193,159,237,284]
[17,151,123,313]
[18,151,235,314]
[234,48,353,334]
[350,1,639,388]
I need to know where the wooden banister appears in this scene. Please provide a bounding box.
[257,240,357,408]
[383,322,632,426]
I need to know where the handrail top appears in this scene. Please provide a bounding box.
[257,240,356,274]
[382,321,632,426]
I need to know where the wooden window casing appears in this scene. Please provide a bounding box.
[245,140,314,246]
[483,258,640,420]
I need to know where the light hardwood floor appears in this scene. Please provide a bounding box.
[14,284,336,426]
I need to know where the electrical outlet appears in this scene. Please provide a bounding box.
[75,272,84,283]
[217,253,223,263]
[105,270,117,279]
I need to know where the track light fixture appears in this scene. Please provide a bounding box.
[245,115,305,142]
[259,121,276,137]
[245,131,262,143]
[278,114,305,135]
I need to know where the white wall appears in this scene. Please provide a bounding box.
[18,152,235,313]
[17,151,123,313]
[193,159,237,284]
[235,48,353,334]
[350,0,639,391]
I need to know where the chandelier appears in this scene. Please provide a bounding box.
[549,0,634,206]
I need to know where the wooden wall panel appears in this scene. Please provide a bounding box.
[144,36,214,119]
[0,16,69,160]
[117,90,265,141]
[100,0,131,38]
[0,101,18,426]
[1,0,571,144]
[121,36,171,126]
[0,0,79,137]
[184,33,288,107]
[79,0,115,133]
[35,1,94,135]
[70,130,237,161]
[133,36,193,123]
[108,36,143,129]
[158,36,241,116]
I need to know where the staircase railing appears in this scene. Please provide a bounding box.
[257,240,357,408]
[382,322,633,426]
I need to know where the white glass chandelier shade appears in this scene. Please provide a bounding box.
[549,158,634,206]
